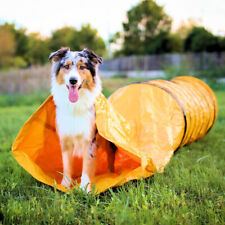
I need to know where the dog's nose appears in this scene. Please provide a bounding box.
[69,77,78,85]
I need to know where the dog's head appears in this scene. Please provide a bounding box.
[49,47,103,103]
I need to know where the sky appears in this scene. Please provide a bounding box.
[0,0,225,40]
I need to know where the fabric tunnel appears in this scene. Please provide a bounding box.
[12,76,218,193]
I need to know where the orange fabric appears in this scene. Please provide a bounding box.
[12,76,217,193]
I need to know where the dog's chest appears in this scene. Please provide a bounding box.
[56,107,94,139]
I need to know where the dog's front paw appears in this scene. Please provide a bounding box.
[80,174,91,192]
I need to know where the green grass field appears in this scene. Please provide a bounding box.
[0,78,224,224]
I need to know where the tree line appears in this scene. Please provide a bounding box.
[111,0,225,57]
[0,23,106,69]
[0,0,225,69]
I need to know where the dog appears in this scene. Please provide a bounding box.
[49,47,114,192]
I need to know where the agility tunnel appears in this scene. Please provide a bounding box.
[12,76,217,193]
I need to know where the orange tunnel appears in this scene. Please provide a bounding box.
[12,76,218,193]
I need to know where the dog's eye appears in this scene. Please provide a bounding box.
[64,65,70,70]
[79,66,86,70]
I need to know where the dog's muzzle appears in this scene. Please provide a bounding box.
[69,77,78,85]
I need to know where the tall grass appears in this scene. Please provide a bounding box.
[0,64,51,94]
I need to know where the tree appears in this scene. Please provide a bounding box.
[26,33,50,65]
[218,37,225,52]
[0,22,106,68]
[69,24,106,56]
[14,28,30,57]
[0,26,15,68]
[163,34,183,53]
[2,23,30,58]
[49,26,76,51]
[49,24,106,56]
[114,0,172,56]
[184,26,222,52]
[0,23,32,68]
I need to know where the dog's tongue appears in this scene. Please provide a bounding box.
[68,86,79,103]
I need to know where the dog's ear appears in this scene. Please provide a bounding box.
[82,48,103,64]
[49,47,70,62]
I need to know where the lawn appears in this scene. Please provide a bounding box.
[0,77,224,224]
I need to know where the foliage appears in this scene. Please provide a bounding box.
[165,33,183,53]
[26,33,50,65]
[12,56,28,68]
[3,23,30,57]
[48,24,106,56]
[123,0,171,55]
[111,2,225,57]
[0,26,15,68]
[162,58,225,80]
[13,28,30,58]
[0,22,106,69]
[162,61,193,80]
[0,23,30,68]
[0,79,224,224]
[197,65,225,80]
[184,26,225,52]
[48,26,76,51]
[112,0,186,56]
[206,80,225,90]
[70,24,106,56]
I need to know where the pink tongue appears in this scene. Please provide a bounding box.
[68,86,79,103]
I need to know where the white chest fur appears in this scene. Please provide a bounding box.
[56,107,94,140]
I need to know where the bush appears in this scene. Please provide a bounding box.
[184,27,225,52]
[112,73,127,79]
[197,65,225,80]
[12,57,27,68]
[205,80,225,91]
[162,61,193,80]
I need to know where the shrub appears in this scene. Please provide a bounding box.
[162,61,193,80]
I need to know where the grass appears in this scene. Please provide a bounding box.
[0,77,224,224]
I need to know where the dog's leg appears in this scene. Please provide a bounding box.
[60,136,74,187]
[80,139,97,192]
